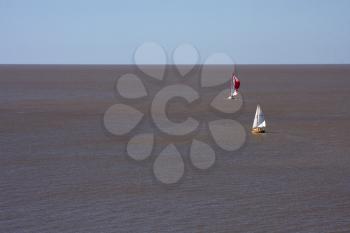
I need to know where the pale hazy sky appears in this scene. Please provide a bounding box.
[1,0,349,64]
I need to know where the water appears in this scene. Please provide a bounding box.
[1,65,350,233]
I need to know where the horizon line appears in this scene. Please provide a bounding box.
[1,63,350,66]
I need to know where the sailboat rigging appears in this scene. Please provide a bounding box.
[252,105,266,133]
[227,73,240,99]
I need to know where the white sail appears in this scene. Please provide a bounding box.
[252,105,266,129]
[252,107,259,128]
[232,89,238,96]
[230,79,234,96]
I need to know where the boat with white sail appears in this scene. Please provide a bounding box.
[252,105,266,133]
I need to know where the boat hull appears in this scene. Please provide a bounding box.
[251,127,265,133]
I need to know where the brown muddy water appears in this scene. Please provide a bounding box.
[0,65,350,233]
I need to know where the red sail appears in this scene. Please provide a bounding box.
[233,75,240,90]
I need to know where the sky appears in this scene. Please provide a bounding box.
[0,0,350,64]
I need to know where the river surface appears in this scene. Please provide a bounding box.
[1,65,349,233]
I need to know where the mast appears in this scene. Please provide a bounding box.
[257,105,260,127]
[231,75,234,96]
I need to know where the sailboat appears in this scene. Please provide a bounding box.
[252,105,266,133]
[227,73,240,99]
